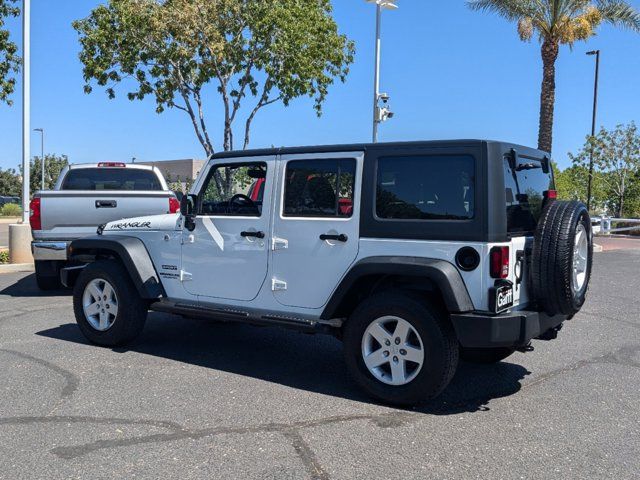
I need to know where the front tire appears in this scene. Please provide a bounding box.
[343,292,458,406]
[73,260,148,346]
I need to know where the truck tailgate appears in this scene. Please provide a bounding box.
[37,191,173,239]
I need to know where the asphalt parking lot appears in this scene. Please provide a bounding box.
[1,249,639,479]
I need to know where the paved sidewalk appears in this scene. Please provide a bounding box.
[596,235,640,251]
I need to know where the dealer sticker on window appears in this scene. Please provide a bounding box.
[490,283,515,313]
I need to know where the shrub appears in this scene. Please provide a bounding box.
[0,203,22,217]
[0,251,9,264]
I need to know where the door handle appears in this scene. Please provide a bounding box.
[241,231,265,239]
[320,233,348,243]
[96,200,117,208]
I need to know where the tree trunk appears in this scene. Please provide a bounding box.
[538,40,559,154]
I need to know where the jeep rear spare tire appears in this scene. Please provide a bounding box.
[531,200,593,316]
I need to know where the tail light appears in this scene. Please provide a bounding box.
[490,246,510,279]
[169,197,180,214]
[544,189,557,200]
[29,197,42,231]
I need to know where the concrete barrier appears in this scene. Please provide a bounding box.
[8,223,34,264]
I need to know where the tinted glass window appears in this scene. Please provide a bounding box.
[283,159,356,218]
[61,168,162,191]
[376,155,475,220]
[504,159,554,234]
[200,163,267,217]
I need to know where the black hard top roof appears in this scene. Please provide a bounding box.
[210,139,548,160]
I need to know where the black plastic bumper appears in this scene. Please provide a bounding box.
[451,309,566,348]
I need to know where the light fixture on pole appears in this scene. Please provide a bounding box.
[21,0,31,223]
[367,0,398,143]
[585,50,600,213]
[34,128,44,190]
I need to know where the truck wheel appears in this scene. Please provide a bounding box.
[35,260,62,290]
[343,292,458,406]
[73,260,147,346]
[531,201,593,316]
[459,347,516,364]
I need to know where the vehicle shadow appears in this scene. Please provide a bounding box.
[36,312,530,415]
[0,273,70,298]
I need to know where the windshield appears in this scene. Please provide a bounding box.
[61,168,162,191]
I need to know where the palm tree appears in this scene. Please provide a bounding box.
[468,0,640,154]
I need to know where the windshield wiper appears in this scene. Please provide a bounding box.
[515,163,542,171]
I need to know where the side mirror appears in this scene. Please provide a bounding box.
[180,194,197,217]
[180,194,197,231]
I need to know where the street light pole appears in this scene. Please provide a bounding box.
[372,3,381,143]
[34,128,44,190]
[21,0,31,223]
[368,0,397,143]
[586,50,600,212]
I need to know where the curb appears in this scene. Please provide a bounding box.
[0,263,35,274]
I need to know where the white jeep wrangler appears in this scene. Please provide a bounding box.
[64,140,593,406]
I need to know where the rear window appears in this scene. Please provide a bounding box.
[61,168,162,191]
[376,155,475,220]
[504,158,554,234]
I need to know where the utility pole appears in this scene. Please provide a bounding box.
[10,0,33,264]
[34,128,44,190]
[368,0,397,143]
[586,50,600,212]
[21,0,31,223]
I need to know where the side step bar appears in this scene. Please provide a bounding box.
[149,301,339,334]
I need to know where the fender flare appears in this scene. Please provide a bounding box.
[320,256,474,320]
[66,235,165,299]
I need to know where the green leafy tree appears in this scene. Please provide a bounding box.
[166,175,193,195]
[73,0,355,157]
[29,154,70,191]
[554,162,606,211]
[569,123,640,217]
[0,166,20,195]
[468,0,640,154]
[0,0,19,105]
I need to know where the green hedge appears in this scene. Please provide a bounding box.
[0,204,22,217]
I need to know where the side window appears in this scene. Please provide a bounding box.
[283,159,356,218]
[376,155,475,220]
[199,162,267,217]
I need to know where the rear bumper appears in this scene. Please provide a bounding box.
[31,241,69,261]
[451,309,566,348]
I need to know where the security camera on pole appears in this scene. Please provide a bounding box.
[8,0,34,265]
[367,0,398,143]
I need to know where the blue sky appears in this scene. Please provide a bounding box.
[1,0,640,171]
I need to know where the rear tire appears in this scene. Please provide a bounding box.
[73,260,147,346]
[460,347,516,364]
[35,260,62,290]
[343,292,458,406]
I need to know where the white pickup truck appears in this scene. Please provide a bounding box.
[30,162,179,290]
